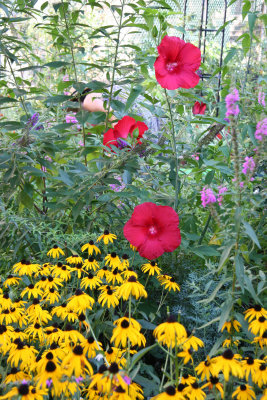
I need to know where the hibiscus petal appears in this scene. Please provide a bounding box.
[154,56,168,78]
[114,116,136,139]
[157,36,185,61]
[158,228,181,253]
[127,202,157,226]
[138,238,165,260]
[123,221,148,248]
[171,69,200,89]
[177,43,201,70]
[135,121,148,140]
[156,205,179,227]
[103,128,117,148]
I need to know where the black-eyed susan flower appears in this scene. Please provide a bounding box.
[35,359,62,389]
[60,323,85,345]
[183,382,206,400]
[128,382,144,400]
[105,252,121,269]
[221,319,241,333]
[122,267,138,280]
[106,268,124,285]
[202,376,224,398]
[232,384,256,400]
[157,274,172,283]
[81,240,101,255]
[254,363,267,388]
[27,299,52,324]
[0,308,23,325]
[34,262,51,278]
[4,367,30,384]
[141,261,161,276]
[0,383,47,400]
[51,262,72,281]
[71,262,86,278]
[249,316,267,336]
[35,276,48,290]
[242,356,262,380]
[214,349,243,381]
[21,284,43,299]
[66,254,83,264]
[252,331,267,349]
[45,275,64,289]
[110,385,132,400]
[11,327,28,342]
[61,344,93,377]
[182,331,204,351]
[180,373,196,385]
[114,316,141,331]
[47,245,65,258]
[88,364,110,393]
[81,273,102,290]
[34,350,61,374]
[223,338,240,347]
[121,254,130,270]
[82,335,103,358]
[42,287,61,304]
[153,315,187,348]
[117,276,147,300]
[177,348,194,364]
[97,230,117,244]
[96,266,109,279]
[8,339,38,369]
[0,324,13,353]
[105,347,126,367]
[25,322,46,344]
[0,292,13,309]
[244,305,267,322]
[3,275,21,288]
[83,256,100,271]
[67,289,95,313]
[195,356,217,380]
[45,325,63,345]
[51,303,68,319]
[12,260,41,276]
[161,277,180,292]
[111,318,146,348]
[98,287,119,308]
[151,385,186,400]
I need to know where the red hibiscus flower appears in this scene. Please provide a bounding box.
[123,202,181,260]
[103,116,148,149]
[154,35,201,90]
[192,101,206,115]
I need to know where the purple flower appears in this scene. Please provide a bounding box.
[242,156,255,175]
[109,175,126,192]
[75,376,84,384]
[217,186,227,206]
[258,91,265,107]
[117,138,129,149]
[66,114,78,124]
[78,140,84,147]
[255,118,267,141]
[63,74,69,81]
[123,375,131,385]
[27,112,44,130]
[200,187,217,207]
[46,378,53,388]
[225,88,240,117]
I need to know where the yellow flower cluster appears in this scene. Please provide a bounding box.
[0,236,266,400]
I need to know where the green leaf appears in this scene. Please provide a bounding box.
[217,241,235,273]
[224,48,238,64]
[191,245,220,258]
[23,166,45,177]
[57,169,73,186]
[87,112,106,124]
[215,18,236,37]
[235,254,244,293]
[218,295,233,331]
[242,0,251,20]
[242,33,251,56]
[242,220,261,249]
[72,200,85,221]
[125,85,143,111]
[0,121,23,130]
[244,274,261,304]
[0,97,18,105]
[130,344,157,371]
[43,61,70,68]
[138,319,157,330]
[248,12,257,36]
[46,95,69,104]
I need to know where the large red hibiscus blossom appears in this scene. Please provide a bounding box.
[154,36,201,90]
[192,101,206,115]
[103,116,148,149]
[123,202,181,260]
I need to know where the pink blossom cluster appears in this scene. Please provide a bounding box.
[225,88,240,118]
[242,156,255,175]
[192,153,200,161]
[66,114,78,124]
[255,118,267,141]
[258,91,265,107]
[201,186,227,207]
[41,156,52,172]
[62,74,69,82]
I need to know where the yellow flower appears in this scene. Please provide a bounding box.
[35,360,62,390]
[110,386,132,400]
[21,284,43,299]
[81,240,101,255]
[12,260,41,276]
[83,256,100,271]
[242,356,263,381]
[141,261,161,276]
[25,323,46,343]
[66,254,83,264]
[98,286,119,308]
[51,262,72,281]
[151,385,185,400]
[221,319,241,333]
[252,332,267,349]
[105,347,126,367]
[61,345,93,377]
[0,383,47,400]
[182,332,204,351]
[253,363,267,388]
[183,382,206,400]
[117,276,147,300]
[106,268,124,285]
[214,349,243,381]
[130,244,137,251]
[157,274,172,283]
[8,339,38,370]
[153,315,187,348]
[96,266,109,279]
[248,316,267,336]
[34,262,51,278]
[122,268,138,280]
[121,254,130,270]
[67,289,95,313]
[82,336,103,358]
[42,288,61,304]
[56,324,84,345]
[177,348,194,364]
[3,275,21,288]
[180,373,196,385]
[114,316,141,331]
[47,245,65,258]
[105,252,122,269]
[97,230,117,244]
[223,338,240,347]
[110,318,146,348]
[27,299,52,324]
[202,376,224,399]
[161,277,180,292]
[244,305,267,322]
[4,367,30,384]
[195,356,217,380]
[232,384,256,400]
[81,273,102,290]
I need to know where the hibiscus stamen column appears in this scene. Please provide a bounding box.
[164,89,180,212]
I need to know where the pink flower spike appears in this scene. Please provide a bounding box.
[62,74,69,81]
[258,91,266,107]
[242,156,255,175]
[255,118,267,141]
[240,181,244,188]
[225,88,240,117]
[200,187,216,208]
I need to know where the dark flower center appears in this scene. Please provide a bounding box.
[240,385,247,391]
[210,376,219,384]
[18,384,29,395]
[7,275,13,279]
[75,289,83,296]
[150,261,156,266]
[45,361,56,372]
[89,240,94,245]
[78,313,86,322]
[192,382,199,389]
[122,254,129,259]
[183,373,189,379]
[31,388,36,394]
[165,386,176,395]
[260,364,266,371]
[109,362,119,374]
[167,315,176,323]
[111,252,116,258]
[10,367,18,374]
[46,352,53,360]
[41,277,46,281]
[73,345,83,355]
[88,336,94,344]
[107,289,113,295]
[254,304,262,311]
[62,266,66,271]
[28,284,34,289]
[57,262,62,267]
[53,245,58,249]
[177,383,185,392]
[98,364,108,373]
[88,273,94,279]
[107,348,113,354]
[115,386,125,393]
[33,299,40,305]
[89,256,95,262]
[50,342,58,350]
[34,323,41,329]
[121,320,130,328]
[49,288,55,293]
[222,349,234,360]
[104,230,109,235]
[259,316,265,323]
[247,357,254,365]
[3,293,9,299]
[204,360,210,366]
[128,276,137,282]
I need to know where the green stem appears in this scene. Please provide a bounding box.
[159,352,169,392]
[164,89,179,211]
[105,0,126,131]
[198,213,212,245]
